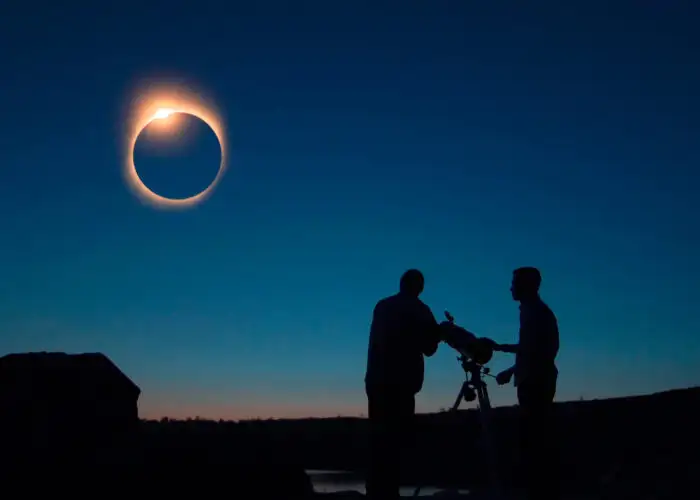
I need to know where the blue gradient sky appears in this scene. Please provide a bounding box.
[1,1,698,420]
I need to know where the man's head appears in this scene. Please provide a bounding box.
[511,267,541,302]
[399,269,425,297]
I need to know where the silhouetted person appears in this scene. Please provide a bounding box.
[495,266,560,500]
[364,269,441,500]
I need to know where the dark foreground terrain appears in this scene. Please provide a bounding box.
[2,387,699,498]
[143,387,700,497]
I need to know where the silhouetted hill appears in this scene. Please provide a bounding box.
[0,352,697,497]
[139,386,700,496]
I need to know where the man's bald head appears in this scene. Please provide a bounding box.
[400,269,425,297]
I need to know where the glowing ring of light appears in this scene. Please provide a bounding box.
[124,84,227,209]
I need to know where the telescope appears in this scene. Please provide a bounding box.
[437,310,497,408]
[439,310,497,368]
[413,311,501,497]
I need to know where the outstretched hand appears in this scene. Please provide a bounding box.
[493,343,518,354]
[495,368,514,386]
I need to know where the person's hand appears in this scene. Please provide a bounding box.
[438,322,453,345]
[492,343,517,354]
[438,320,456,339]
[495,368,513,386]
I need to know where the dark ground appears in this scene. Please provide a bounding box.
[1,387,698,498]
[135,386,698,497]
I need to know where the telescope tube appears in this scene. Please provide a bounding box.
[439,322,496,366]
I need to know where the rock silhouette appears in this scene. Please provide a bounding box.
[0,351,139,464]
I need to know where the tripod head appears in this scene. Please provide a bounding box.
[456,355,493,402]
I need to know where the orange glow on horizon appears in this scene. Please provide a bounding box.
[140,404,365,421]
[139,396,368,421]
[122,80,228,210]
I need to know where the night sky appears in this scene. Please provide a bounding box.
[1,1,698,420]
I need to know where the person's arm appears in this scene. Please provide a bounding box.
[495,364,515,385]
[367,301,386,350]
[496,343,519,353]
[417,303,441,357]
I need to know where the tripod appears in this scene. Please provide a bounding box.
[445,310,501,497]
[454,354,501,498]
[412,353,502,498]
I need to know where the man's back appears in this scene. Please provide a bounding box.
[365,292,439,396]
[515,298,559,386]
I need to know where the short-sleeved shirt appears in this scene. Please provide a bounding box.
[515,298,560,387]
[365,292,440,396]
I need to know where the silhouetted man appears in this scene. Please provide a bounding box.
[495,266,560,500]
[364,269,441,500]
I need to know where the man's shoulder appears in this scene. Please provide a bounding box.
[521,299,556,321]
[376,294,397,306]
[539,300,556,318]
[416,298,433,314]
[376,294,430,312]
[374,294,399,313]
[534,300,558,331]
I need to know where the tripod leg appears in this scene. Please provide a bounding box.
[416,382,465,497]
[480,384,492,411]
[477,383,502,499]
[450,382,467,412]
